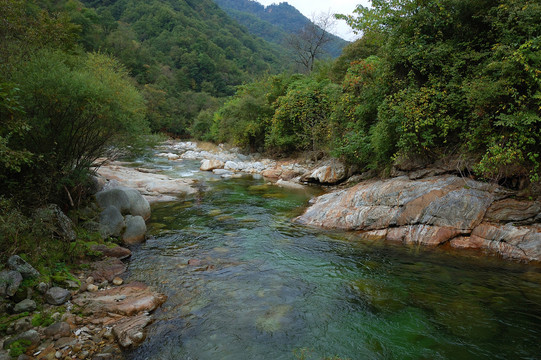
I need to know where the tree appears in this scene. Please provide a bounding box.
[287,12,335,73]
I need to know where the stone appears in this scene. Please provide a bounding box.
[224,161,241,171]
[47,204,77,242]
[95,188,131,214]
[0,270,23,297]
[3,330,40,350]
[89,245,132,260]
[54,337,76,349]
[119,187,151,220]
[122,215,147,245]
[212,169,233,176]
[7,256,40,279]
[98,206,125,238]
[72,282,166,317]
[14,299,36,313]
[112,314,151,348]
[276,179,304,189]
[89,258,126,283]
[112,277,123,286]
[37,282,49,294]
[200,159,225,171]
[44,322,71,340]
[45,287,71,305]
[6,317,32,335]
[301,160,347,184]
[96,163,196,203]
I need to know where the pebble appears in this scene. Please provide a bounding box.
[55,351,62,359]
[112,277,123,286]
[86,277,94,284]
[87,284,98,292]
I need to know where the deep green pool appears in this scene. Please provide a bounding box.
[124,158,541,360]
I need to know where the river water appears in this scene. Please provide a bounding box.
[124,156,541,360]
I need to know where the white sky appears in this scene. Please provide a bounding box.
[256,0,371,41]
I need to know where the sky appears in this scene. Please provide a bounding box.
[256,0,371,41]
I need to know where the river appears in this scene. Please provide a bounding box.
[123,155,541,360]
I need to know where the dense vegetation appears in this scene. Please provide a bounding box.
[214,0,349,59]
[210,0,541,189]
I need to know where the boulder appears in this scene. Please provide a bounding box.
[96,189,130,214]
[276,179,305,190]
[122,215,146,245]
[89,258,127,283]
[112,314,151,348]
[301,160,347,184]
[99,206,125,238]
[44,322,71,340]
[45,287,71,305]
[200,159,225,171]
[7,256,39,279]
[13,299,36,313]
[43,204,76,242]
[296,175,541,262]
[96,187,150,220]
[0,270,23,297]
[72,282,166,317]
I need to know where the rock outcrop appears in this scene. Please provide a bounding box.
[296,175,541,262]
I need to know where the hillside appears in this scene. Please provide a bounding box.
[213,0,349,58]
[73,0,290,134]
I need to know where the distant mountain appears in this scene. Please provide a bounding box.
[213,0,349,58]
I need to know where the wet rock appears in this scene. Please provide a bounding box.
[99,206,125,238]
[13,299,36,313]
[200,159,224,171]
[44,322,71,340]
[90,245,132,260]
[112,313,151,348]
[72,282,166,317]
[122,215,147,245]
[301,160,347,184]
[45,287,71,305]
[3,330,40,350]
[89,258,126,283]
[8,256,40,279]
[0,270,23,297]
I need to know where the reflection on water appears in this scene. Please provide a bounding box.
[124,157,541,360]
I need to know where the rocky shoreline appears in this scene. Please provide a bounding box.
[4,140,536,358]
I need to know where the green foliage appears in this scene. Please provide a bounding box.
[8,339,31,358]
[330,0,541,185]
[268,76,340,153]
[3,49,148,204]
[31,311,56,328]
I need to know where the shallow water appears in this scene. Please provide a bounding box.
[125,156,541,360]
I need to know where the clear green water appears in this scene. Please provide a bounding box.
[125,158,541,360]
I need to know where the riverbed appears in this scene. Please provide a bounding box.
[122,154,541,360]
